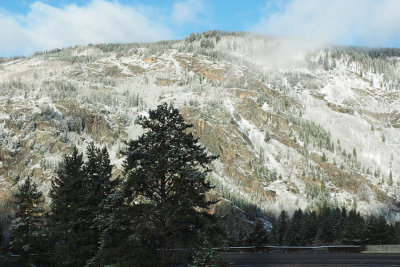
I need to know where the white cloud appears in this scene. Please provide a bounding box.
[172,0,205,25]
[0,0,174,56]
[254,0,400,47]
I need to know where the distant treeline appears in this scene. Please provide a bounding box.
[334,46,400,59]
[0,56,25,64]
[230,207,399,247]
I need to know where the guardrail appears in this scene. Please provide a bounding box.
[216,245,365,253]
[363,245,400,253]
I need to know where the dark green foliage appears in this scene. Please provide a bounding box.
[85,143,115,262]
[271,207,399,246]
[0,220,3,248]
[316,206,336,243]
[85,142,115,224]
[118,103,218,265]
[394,222,400,243]
[48,147,92,266]
[49,144,114,266]
[246,219,269,246]
[284,209,303,245]
[189,239,228,267]
[364,215,394,245]
[341,210,365,244]
[299,210,317,245]
[89,180,158,267]
[86,142,114,200]
[275,210,288,245]
[9,177,47,266]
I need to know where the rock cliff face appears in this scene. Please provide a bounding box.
[1,33,400,222]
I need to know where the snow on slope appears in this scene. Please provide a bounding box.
[1,34,400,221]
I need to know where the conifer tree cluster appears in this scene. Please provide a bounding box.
[5,103,220,266]
[268,207,398,246]
[228,206,400,247]
[48,143,113,266]
[5,103,400,266]
[99,103,220,266]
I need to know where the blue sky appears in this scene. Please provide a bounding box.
[1,0,400,57]
[0,0,271,33]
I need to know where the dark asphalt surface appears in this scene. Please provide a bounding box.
[221,253,400,266]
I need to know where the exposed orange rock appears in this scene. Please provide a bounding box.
[143,57,157,63]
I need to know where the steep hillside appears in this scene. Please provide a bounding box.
[1,32,400,223]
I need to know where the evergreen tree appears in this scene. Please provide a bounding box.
[49,144,115,266]
[317,206,336,244]
[246,219,269,246]
[393,222,400,243]
[284,209,303,245]
[331,207,344,241]
[274,210,288,245]
[299,210,317,245]
[364,215,391,244]
[189,239,228,267]
[122,103,218,265]
[341,210,364,244]
[48,147,91,266]
[86,143,114,201]
[84,142,115,261]
[89,179,158,267]
[9,177,47,266]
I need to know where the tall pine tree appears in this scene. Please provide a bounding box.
[284,209,303,245]
[122,103,218,265]
[299,210,317,245]
[49,144,115,266]
[10,176,47,266]
[85,142,114,203]
[273,210,288,245]
[84,142,115,261]
[49,147,91,266]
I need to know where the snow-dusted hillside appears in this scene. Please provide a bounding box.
[1,32,400,222]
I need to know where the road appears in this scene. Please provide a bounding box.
[221,253,400,266]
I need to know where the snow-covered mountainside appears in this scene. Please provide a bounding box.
[1,32,400,222]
